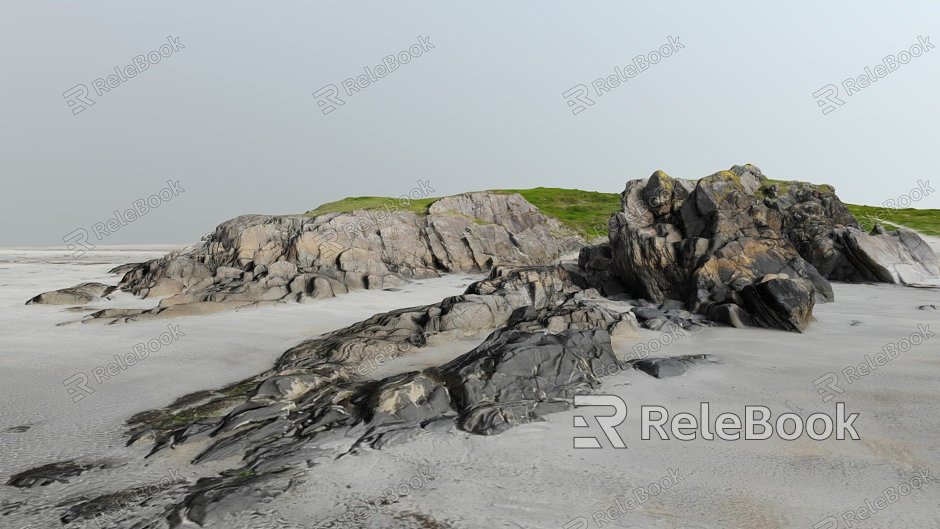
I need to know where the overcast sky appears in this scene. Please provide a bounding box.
[1,1,938,246]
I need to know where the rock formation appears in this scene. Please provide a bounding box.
[14,165,940,528]
[608,166,830,332]
[760,176,940,284]
[606,164,940,332]
[29,192,583,322]
[24,265,710,528]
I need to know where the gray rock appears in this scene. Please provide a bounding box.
[610,163,938,330]
[609,169,826,332]
[6,460,110,488]
[26,282,116,305]
[831,227,940,285]
[51,192,584,323]
[762,180,940,285]
[632,354,712,379]
[434,328,619,435]
[41,262,719,528]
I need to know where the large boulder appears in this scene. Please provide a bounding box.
[609,166,830,332]
[761,177,940,284]
[609,164,940,332]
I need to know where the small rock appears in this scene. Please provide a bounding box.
[26,282,116,305]
[6,460,108,488]
[633,354,711,379]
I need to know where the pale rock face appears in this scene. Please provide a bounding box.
[25,282,116,305]
[266,261,298,279]
[834,226,940,284]
[214,266,243,280]
[50,193,582,323]
[144,277,184,299]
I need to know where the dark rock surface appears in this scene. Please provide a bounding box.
[762,180,940,284]
[608,166,829,332]
[6,460,110,488]
[433,328,619,435]
[633,354,712,379]
[607,164,939,332]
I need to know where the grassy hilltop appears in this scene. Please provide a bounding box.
[306,186,940,238]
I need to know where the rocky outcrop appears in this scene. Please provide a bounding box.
[29,192,583,322]
[432,328,619,435]
[25,282,115,305]
[829,226,940,284]
[761,177,940,284]
[18,264,699,528]
[608,166,830,332]
[608,164,940,332]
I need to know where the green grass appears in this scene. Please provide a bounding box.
[304,187,621,239]
[759,178,940,236]
[759,178,835,196]
[844,204,940,236]
[491,187,620,239]
[303,185,939,239]
[305,196,439,217]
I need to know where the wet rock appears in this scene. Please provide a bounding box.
[708,303,751,328]
[6,460,108,488]
[363,372,453,433]
[434,328,619,435]
[88,262,720,527]
[507,298,640,338]
[740,276,816,333]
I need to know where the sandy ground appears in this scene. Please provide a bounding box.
[1,245,939,529]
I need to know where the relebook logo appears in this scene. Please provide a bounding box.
[573,396,860,448]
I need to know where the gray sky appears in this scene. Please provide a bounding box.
[1,1,938,246]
